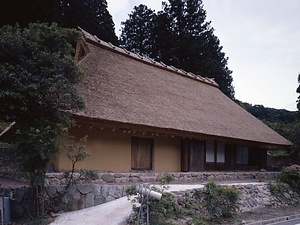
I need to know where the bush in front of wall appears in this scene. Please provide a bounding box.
[278,164,300,193]
[148,188,183,224]
[193,182,240,223]
[126,173,183,224]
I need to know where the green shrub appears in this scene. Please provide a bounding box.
[278,164,300,193]
[202,182,240,222]
[157,173,174,191]
[269,182,288,195]
[187,216,207,225]
[126,173,181,224]
[148,188,183,223]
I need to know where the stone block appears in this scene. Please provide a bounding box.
[92,185,101,196]
[46,186,57,198]
[49,178,60,185]
[14,187,26,203]
[94,196,105,205]
[102,174,114,183]
[105,195,115,202]
[113,173,124,178]
[77,184,93,194]
[73,192,81,201]
[94,179,105,184]
[102,185,110,197]
[56,185,67,194]
[115,178,122,183]
[67,185,77,195]
[62,193,71,204]
[85,193,95,208]
[77,197,85,210]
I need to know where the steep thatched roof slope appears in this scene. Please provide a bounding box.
[73,30,291,148]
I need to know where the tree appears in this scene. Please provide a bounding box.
[61,0,119,45]
[120,4,157,57]
[294,74,300,162]
[120,0,234,98]
[0,0,61,27]
[0,0,119,46]
[297,74,300,112]
[0,23,84,216]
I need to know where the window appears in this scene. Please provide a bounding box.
[206,141,214,162]
[236,146,248,165]
[206,141,225,163]
[217,142,225,163]
[131,137,153,170]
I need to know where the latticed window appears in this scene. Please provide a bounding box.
[236,146,249,165]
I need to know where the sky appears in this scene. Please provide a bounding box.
[106,0,300,111]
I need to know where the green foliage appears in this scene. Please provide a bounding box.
[270,150,290,158]
[63,169,98,186]
[0,22,84,217]
[64,136,90,186]
[60,0,119,45]
[149,187,183,224]
[120,4,157,57]
[126,174,182,224]
[237,100,299,162]
[157,173,174,191]
[278,164,300,193]
[0,0,61,27]
[187,216,207,225]
[120,0,235,99]
[269,182,291,197]
[0,0,118,46]
[200,182,240,222]
[297,73,300,113]
[237,101,297,125]
[82,169,99,181]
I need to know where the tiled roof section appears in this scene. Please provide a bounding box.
[79,27,219,88]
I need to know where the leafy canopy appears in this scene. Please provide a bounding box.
[0,0,118,46]
[120,0,235,98]
[0,23,84,186]
[297,74,300,112]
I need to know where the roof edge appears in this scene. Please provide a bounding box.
[72,115,292,150]
[78,27,219,88]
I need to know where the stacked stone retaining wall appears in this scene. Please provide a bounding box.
[173,183,300,213]
[2,171,295,222]
[46,184,130,212]
[45,171,280,185]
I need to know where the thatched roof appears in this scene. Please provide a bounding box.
[73,29,291,149]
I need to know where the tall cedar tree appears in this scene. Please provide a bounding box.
[120,0,234,99]
[297,74,300,112]
[0,0,118,45]
[0,23,84,215]
[61,0,118,45]
[120,5,157,57]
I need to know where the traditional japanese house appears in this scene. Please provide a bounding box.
[53,30,291,172]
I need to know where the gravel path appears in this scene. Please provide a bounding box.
[50,196,132,225]
[50,184,205,225]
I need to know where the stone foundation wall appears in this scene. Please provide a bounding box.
[3,182,300,221]
[235,183,300,212]
[1,171,292,222]
[46,184,130,212]
[173,183,300,213]
[45,171,280,185]
[0,186,31,220]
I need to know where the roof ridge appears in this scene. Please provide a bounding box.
[79,28,219,88]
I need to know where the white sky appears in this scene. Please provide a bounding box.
[106,0,300,111]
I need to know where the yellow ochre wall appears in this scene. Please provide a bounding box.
[53,126,181,172]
